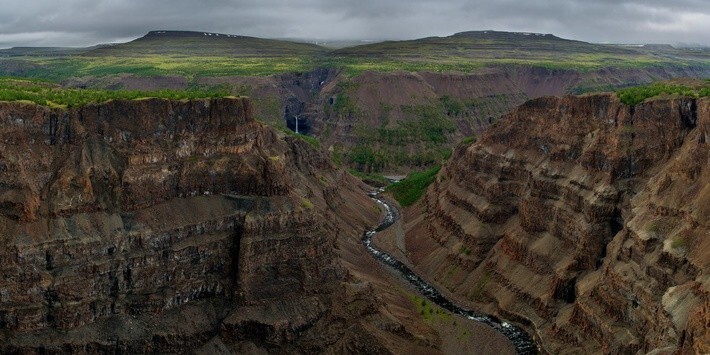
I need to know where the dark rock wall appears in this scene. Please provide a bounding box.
[0,98,384,353]
[405,94,709,353]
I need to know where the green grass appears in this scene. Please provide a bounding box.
[348,169,390,186]
[296,134,319,148]
[278,127,320,148]
[301,197,314,209]
[343,100,457,172]
[331,80,360,117]
[0,77,230,107]
[616,80,710,106]
[348,145,390,172]
[330,31,705,75]
[408,294,452,322]
[461,135,477,145]
[2,29,706,81]
[671,235,687,249]
[386,166,440,207]
[13,55,319,81]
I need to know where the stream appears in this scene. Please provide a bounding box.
[363,190,539,355]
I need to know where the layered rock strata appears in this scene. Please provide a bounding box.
[404,94,709,353]
[0,97,442,353]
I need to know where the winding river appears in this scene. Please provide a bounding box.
[363,190,539,355]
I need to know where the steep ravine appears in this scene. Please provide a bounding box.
[0,97,477,353]
[0,97,373,352]
[401,94,709,353]
[364,190,538,354]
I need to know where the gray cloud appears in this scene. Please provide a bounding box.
[0,0,708,48]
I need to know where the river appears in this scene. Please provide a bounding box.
[362,190,539,355]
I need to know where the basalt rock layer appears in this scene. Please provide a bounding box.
[62,64,710,173]
[0,97,436,353]
[404,94,709,353]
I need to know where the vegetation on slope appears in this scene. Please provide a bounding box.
[330,31,705,74]
[386,166,441,207]
[2,30,707,81]
[347,169,390,187]
[1,31,325,80]
[0,77,230,107]
[278,126,320,148]
[328,89,465,173]
[85,31,326,57]
[616,80,710,106]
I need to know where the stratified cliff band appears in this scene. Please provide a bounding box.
[0,97,444,353]
[403,94,709,353]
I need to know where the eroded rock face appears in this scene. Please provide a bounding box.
[405,94,709,353]
[0,98,399,352]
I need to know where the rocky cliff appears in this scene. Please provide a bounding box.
[0,97,465,353]
[63,64,710,173]
[315,65,710,172]
[402,94,709,353]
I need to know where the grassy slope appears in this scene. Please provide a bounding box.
[0,77,230,107]
[330,31,708,74]
[5,31,327,80]
[616,79,710,105]
[2,30,707,81]
[386,166,441,207]
[2,30,708,175]
[85,31,327,57]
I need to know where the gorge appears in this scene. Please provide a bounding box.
[397,93,709,353]
[0,84,707,354]
[0,96,517,353]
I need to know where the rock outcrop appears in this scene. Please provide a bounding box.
[403,94,709,353]
[62,64,710,173]
[0,97,443,353]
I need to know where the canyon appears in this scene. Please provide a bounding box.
[394,93,709,353]
[0,23,708,354]
[0,97,515,353]
[23,29,704,173]
[0,73,707,354]
[65,64,710,172]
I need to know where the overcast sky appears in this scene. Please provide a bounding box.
[1,0,709,48]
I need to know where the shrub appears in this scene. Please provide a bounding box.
[616,81,709,106]
[461,135,477,145]
[386,166,440,206]
[671,236,686,249]
[0,77,230,107]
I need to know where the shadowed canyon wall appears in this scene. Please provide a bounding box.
[0,97,459,353]
[404,94,709,353]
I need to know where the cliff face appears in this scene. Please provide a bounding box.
[404,94,709,353]
[63,64,710,173]
[0,98,403,352]
[313,65,710,172]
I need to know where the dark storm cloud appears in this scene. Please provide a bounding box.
[1,0,708,48]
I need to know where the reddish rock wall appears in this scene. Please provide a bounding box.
[405,94,709,353]
[0,98,411,353]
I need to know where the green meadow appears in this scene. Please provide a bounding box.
[615,80,710,105]
[0,77,230,107]
[2,30,707,81]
